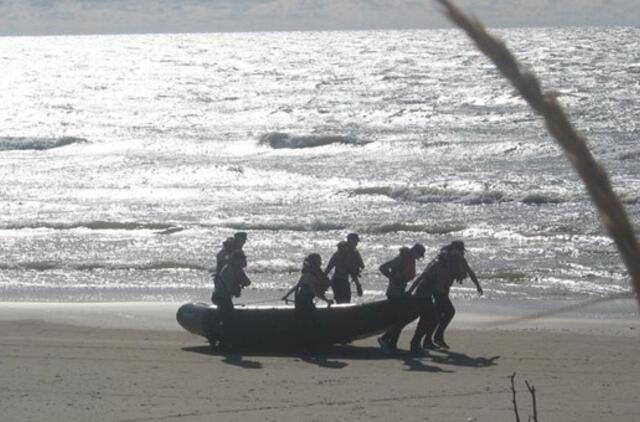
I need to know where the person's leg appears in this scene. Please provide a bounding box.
[410,318,427,354]
[331,274,351,304]
[379,295,417,351]
[419,294,439,348]
[379,296,402,351]
[295,286,317,351]
[434,293,455,348]
[411,299,437,352]
[344,279,351,303]
[380,324,402,347]
[216,296,235,350]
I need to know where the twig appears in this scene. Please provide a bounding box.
[510,372,521,422]
[436,0,640,310]
[525,380,538,422]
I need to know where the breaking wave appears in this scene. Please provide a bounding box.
[349,186,569,206]
[0,261,208,272]
[484,270,529,284]
[617,151,640,161]
[250,259,300,274]
[521,193,565,205]
[348,186,505,205]
[364,222,466,234]
[1,260,308,275]
[4,221,181,232]
[0,136,88,151]
[224,221,346,232]
[259,132,368,149]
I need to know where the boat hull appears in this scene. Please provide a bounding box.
[177,297,420,349]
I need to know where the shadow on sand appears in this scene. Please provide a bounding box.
[182,345,265,369]
[429,349,500,368]
[181,344,494,372]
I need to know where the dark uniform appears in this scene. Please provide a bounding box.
[294,254,332,350]
[414,242,482,349]
[408,258,440,351]
[325,242,364,303]
[377,244,424,350]
[211,237,235,303]
[211,252,250,349]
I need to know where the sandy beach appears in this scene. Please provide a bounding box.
[1,303,639,422]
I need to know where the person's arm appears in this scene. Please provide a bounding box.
[324,253,337,275]
[282,275,302,302]
[408,270,426,294]
[316,291,334,305]
[310,272,334,305]
[282,282,299,302]
[239,269,251,287]
[464,260,483,296]
[352,274,363,297]
[215,251,226,275]
[351,251,364,296]
[356,250,365,271]
[379,258,395,279]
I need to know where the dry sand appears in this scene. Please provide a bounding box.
[1,305,639,421]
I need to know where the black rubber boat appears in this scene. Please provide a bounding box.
[176,296,420,350]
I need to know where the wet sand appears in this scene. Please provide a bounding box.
[1,304,639,421]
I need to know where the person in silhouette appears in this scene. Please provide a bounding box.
[406,253,440,355]
[376,243,425,353]
[325,233,365,303]
[411,241,483,351]
[211,250,251,350]
[295,253,333,315]
[211,237,235,302]
[294,253,333,350]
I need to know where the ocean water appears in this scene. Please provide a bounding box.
[1,28,639,312]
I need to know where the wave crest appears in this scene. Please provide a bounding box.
[618,151,640,161]
[224,221,346,232]
[0,136,88,151]
[259,132,368,149]
[0,261,207,272]
[521,193,564,205]
[4,221,181,232]
[366,222,466,234]
[348,186,504,205]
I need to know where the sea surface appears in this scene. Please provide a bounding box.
[1,28,639,316]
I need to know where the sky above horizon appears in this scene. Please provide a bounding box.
[1,0,639,36]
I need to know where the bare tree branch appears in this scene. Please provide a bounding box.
[436,0,640,310]
[510,372,521,422]
[525,380,539,422]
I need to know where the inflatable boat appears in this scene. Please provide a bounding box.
[177,297,420,350]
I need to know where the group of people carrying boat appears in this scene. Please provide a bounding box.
[210,231,483,355]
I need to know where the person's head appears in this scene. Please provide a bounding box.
[411,243,426,259]
[346,232,360,248]
[442,240,465,256]
[222,237,235,251]
[337,240,348,251]
[303,253,322,271]
[229,250,247,268]
[233,232,248,248]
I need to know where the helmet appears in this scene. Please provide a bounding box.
[347,233,360,242]
[411,243,425,258]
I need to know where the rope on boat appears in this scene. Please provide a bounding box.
[239,298,288,306]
